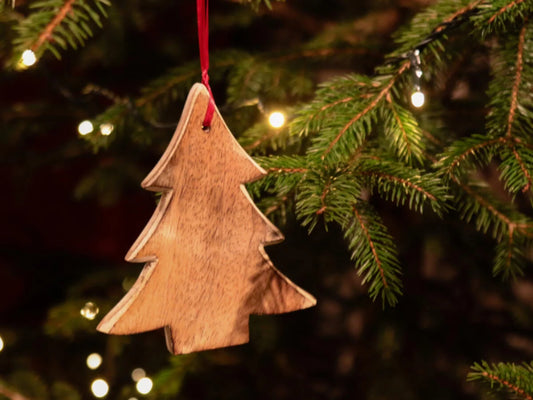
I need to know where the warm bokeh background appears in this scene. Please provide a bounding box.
[2,1,533,399]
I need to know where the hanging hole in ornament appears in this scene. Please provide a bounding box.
[202,125,211,132]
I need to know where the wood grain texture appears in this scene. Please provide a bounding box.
[97,83,316,354]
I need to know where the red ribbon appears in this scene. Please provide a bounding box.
[197,0,215,129]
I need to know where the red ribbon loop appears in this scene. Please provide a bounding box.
[197,0,215,129]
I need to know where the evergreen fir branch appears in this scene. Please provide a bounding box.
[12,0,110,62]
[344,202,403,306]
[489,0,527,24]
[499,143,533,194]
[493,226,527,279]
[356,159,446,216]
[240,108,300,155]
[319,61,411,161]
[258,193,293,224]
[451,176,533,241]
[138,51,245,110]
[469,361,533,400]
[136,69,197,110]
[486,20,532,140]
[226,56,314,107]
[505,20,528,137]
[82,52,245,150]
[247,156,308,223]
[477,0,533,34]
[382,94,425,165]
[241,122,288,154]
[389,0,485,58]
[295,168,362,231]
[438,134,505,179]
[290,74,374,138]
[249,155,308,198]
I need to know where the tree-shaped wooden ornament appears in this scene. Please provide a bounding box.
[97,83,316,354]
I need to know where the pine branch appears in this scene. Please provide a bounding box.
[226,55,314,106]
[450,176,533,278]
[477,0,533,35]
[383,94,425,165]
[320,61,410,161]
[239,107,302,155]
[505,20,528,137]
[469,361,533,400]
[499,143,533,194]
[357,158,447,216]
[12,0,110,63]
[139,51,246,109]
[82,52,245,150]
[241,123,288,153]
[345,202,403,306]
[451,176,532,238]
[438,135,505,179]
[31,0,76,52]
[290,74,374,138]
[489,0,527,24]
[389,0,485,57]
[493,226,527,280]
[249,155,309,199]
[295,168,362,231]
[485,19,532,140]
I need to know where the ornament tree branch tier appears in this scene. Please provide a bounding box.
[97,83,316,355]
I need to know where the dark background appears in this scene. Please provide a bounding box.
[2,0,533,399]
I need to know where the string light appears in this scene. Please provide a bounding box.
[20,50,37,68]
[99,123,114,136]
[131,368,146,382]
[409,49,425,108]
[0,335,4,352]
[91,379,109,398]
[268,111,286,129]
[136,377,153,395]
[80,302,99,320]
[78,121,94,136]
[86,353,103,369]
[411,91,425,108]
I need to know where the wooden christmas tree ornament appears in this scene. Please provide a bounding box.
[97,83,316,354]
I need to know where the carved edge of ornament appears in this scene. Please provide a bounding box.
[96,260,159,334]
[238,184,317,310]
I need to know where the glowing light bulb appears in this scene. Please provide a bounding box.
[268,111,286,128]
[78,120,94,136]
[131,368,146,382]
[91,379,109,398]
[80,302,99,320]
[20,50,37,67]
[136,377,153,395]
[0,335,4,352]
[99,123,114,136]
[411,90,425,108]
[86,353,103,369]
